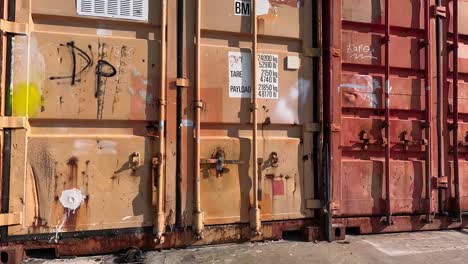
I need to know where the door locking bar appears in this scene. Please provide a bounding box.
[200,148,244,177]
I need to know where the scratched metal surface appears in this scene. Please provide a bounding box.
[7,0,162,237]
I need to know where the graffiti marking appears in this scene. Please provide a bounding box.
[49,41,93,85]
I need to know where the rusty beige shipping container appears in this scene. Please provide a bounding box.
[0,0,321,261]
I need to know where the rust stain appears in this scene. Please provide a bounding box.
[200,87,223,123]
[261,192,272,217]
[67,156,79,188]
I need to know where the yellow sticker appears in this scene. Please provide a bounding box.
[12,82,42,117]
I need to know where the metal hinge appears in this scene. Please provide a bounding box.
[434,5,446,18]
[194,100,204,109]
[0,19,28,35]
[303,48,321,58]
[0,212,22,227]
[0,117,30,130]
[306,199,322,209]
[305,123,321,132]
[176,78,190,87]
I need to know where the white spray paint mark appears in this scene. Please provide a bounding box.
[339,84,368,91]
[275,99,295,122]
[138,90,154,103]
[122,216,133,221]
[346,43,378,60]
[340,74,382,108]
[289,87,299,99]
[97,29,113,36]
[51,189,86,243]
[51,211,69,243]
[272,78,310,123]
[59,189,86,210]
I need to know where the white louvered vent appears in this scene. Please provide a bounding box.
[77,0,148,21]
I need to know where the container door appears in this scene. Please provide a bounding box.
[5,0,163,237]
[195,0,316,225]
[330,0,436,231]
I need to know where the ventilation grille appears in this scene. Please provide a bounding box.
[77,0,148,21]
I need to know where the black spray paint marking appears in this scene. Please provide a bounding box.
[95,60,117,97]
[49,42,93,85]
[95,42,117,119]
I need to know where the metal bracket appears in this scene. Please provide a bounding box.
[303,48,322,58]
[305,123,321,132]
[0,212,22,226]
[434,176,448,188]
[176,78,190,87]
[434,5,447,18]
[0,19,28,35]
[194,100,204,109]
[331,124,341,132]
[0,117,30,130]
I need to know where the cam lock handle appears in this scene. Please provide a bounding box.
[358,130,386,150]
[200,148,244,177]
[394,131,427,151]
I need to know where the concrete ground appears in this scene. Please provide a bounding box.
[24,230,468,264]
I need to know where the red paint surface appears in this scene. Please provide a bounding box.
[326,0,468,234]
[272,180,285,196]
